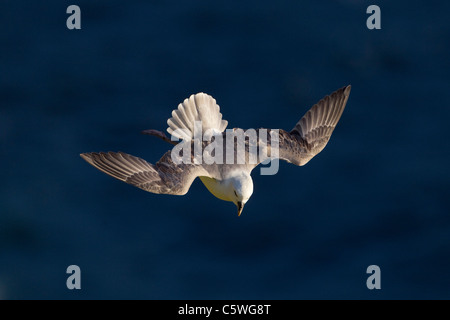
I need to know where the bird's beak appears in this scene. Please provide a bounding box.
[237,201,244,216]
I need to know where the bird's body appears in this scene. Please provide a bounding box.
[81,86,351,215]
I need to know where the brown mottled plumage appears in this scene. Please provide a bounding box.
[278,85,350,166]
[80,86,350,214]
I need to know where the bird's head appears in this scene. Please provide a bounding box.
[229,172,253,216]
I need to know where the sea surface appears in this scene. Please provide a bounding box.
[1,0,449,299]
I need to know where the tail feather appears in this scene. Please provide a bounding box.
[167,93,228,141]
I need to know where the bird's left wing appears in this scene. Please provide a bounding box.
[276,85,350,166]
[247,85,350,170]
[80,150,215,195]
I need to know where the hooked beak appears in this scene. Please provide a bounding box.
[237,201,244,216]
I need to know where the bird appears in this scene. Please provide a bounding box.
[80,85,351,216]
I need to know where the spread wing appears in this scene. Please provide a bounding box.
[80,150,215,195]
[277,85,351,166]
[247,85,350,168]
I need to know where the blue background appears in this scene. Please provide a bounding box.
[1,0,449,299]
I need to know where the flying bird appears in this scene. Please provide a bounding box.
[80,86,351,216]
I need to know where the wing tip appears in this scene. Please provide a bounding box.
[80,151,119,163]
[344,85,351,96]
[80,152,93,163]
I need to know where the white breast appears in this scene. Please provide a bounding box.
[199,176,233,202]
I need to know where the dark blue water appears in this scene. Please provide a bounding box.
[1,0,449,299]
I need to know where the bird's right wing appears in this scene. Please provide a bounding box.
[80,150,216,195]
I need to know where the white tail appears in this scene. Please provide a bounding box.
[167,93,228,141]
